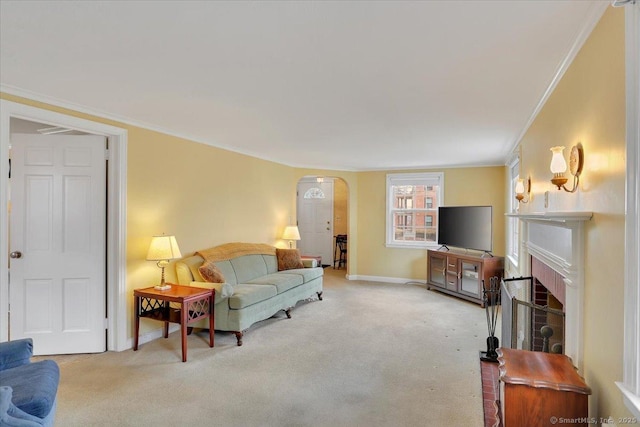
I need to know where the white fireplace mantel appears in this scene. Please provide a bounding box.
[506,211,593,222]
[505,211,593,371]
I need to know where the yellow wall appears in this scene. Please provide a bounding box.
[1,92,297,338]
[513,7,629,418]
[333,178,349,236]
[356,166,505,280]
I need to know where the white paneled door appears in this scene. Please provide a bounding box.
[9,134,107,355]
[297,179,334,265]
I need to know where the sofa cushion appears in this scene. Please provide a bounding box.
[278,267,324,282]
[228,284,278,309]
[248,273,303,293]
[276,249,304,271]
[262,254,278,274]
[214,260,237,285]
[0,360,59,419]
[198,260,226,283]
[230,255,268,284]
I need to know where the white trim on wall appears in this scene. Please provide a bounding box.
[0,100,129,352]
[347,274,427,285]
[617,0,640,419]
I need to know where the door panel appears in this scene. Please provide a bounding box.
[10,134,106,355]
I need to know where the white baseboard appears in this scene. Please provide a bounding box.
[125,324,181,350]
[346,274,426,285]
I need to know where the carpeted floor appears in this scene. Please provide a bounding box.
[49,268,488,426]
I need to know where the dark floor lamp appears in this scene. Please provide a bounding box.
[480,276,500,363]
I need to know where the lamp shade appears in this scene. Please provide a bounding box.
[549,146,567,174]
[146,235,182,261]
[515,179,525,195]
[282,226,301,241]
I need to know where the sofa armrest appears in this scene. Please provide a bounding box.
[189,282,234,303]
[301,259,318,268]
[0,339,33,371]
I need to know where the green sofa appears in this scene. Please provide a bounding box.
[175,243,323,346]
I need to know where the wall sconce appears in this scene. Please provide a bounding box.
[515,177,531,203]
[146,234,182,290]
[282,225,301,248]
[550,143,584,193]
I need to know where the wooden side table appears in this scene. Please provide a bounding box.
[133,284,215,362]
[498,348,591,426]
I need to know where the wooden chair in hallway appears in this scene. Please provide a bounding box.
[333,234,347,269]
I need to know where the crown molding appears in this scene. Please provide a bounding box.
[504,1,610,160]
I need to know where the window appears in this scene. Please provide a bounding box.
[303,187,325,199]
[507,155,520,267]
[386,172,443,248]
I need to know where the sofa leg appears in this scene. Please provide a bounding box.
[234,331,243,346]
[317,291,323,301]
[285,308,292,319]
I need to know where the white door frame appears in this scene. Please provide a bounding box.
[0,100,128,352]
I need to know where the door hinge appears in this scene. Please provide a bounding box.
[104,318,109,329]
[105,148,110,160]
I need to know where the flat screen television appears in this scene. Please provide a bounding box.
[437,205,493,253]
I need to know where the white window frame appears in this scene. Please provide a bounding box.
[386,172,443,249]
[617,0,640,418]
[506,152,520,269]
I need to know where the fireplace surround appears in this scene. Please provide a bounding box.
[505,211,592,370]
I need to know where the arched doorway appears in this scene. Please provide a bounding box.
[296,176,348,268]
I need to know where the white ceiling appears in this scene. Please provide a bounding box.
[0,1,608,171]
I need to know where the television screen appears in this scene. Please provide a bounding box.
[437,206,493,252]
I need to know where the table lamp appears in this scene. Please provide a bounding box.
[146,234,182,290]
[282,226,301,249]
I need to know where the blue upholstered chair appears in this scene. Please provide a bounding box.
[0,339,59,427]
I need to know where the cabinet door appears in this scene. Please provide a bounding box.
[428,253,446,288]
[459,259,482,298]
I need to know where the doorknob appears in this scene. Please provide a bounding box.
[10,251,22,259]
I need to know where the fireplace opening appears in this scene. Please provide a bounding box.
[532,278,565,353]
[501,275,565,354]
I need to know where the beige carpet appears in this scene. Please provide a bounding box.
[51,268,487,426]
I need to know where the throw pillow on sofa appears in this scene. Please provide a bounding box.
[199,261,226,283]
[276,248,304,271]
